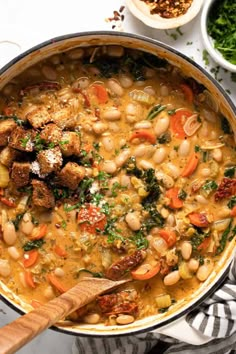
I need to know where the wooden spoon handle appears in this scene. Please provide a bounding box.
[0,278,127,354]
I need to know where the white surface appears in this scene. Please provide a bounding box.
[200,0,236,73]
[0,1,235,353]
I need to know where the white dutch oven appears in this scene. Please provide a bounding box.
[0,31,235,344]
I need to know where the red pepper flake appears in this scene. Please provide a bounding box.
[141,0,193,18]
[105,7,126,30]
[214,178,236,201]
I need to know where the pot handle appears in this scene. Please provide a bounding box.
[0,39,23,69]
[152,315,213,345]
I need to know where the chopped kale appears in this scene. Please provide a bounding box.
[125,157,143,178]
[178,189,187,200]
[23,239,45,251]
[12,213,25,230]
[216,219,233,255]
[221,117,232,134]
[76,268,104,278]
[147,104,166,120]
[224,166,236,178]
[227,196,236,209]
[157,132,171,144]
[142,169,161,206]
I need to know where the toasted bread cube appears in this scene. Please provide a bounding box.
[40,124,62,144]
[32,179,55,209]
[60,132,81,157]
[26,106,51,129]
[8,126,34,152]
[0,119,17,147]
[57,162,85,190]
[11,162,31,188]
[51,108,78,130]
[0,147,20,167]
[37,146,62,175]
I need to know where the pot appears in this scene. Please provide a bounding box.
[0,31,235,341]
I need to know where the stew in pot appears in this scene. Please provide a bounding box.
[0,45,235,326]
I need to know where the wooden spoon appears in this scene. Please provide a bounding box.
[0,277,129,354]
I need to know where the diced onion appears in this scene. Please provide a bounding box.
[212,218,231,232]
[179,261,192,280]
[129,90,154,105]
[155,294,171,308]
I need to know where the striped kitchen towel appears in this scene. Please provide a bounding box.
[72,256,236,354]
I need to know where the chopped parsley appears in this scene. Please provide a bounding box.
[20,135,30,148]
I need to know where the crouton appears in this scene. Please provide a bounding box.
[0,119,17,147]
[32,179,55,209]
[60,132,81,157]
[37,146,62,175]
[57,162,85,190]
[0,147,20,167]
[40,124,62,144]
[8,126,34,152]
[26,106,51,129]
[51,108,78,130]
[11,162,31,188]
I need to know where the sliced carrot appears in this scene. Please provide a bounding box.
[23,250,39,268]
[181,152,199,177]
[230,206,236,217]
[188,212,210,228]
[54,245,67,258]
[24,271,36,288]
[130,130,156,144]
[170,109,193,139]
[3,106,13,116]
[47,274,67,294]
[197,237,211,251]
[180,84,194,103]
[31,300,43,308]
[92,84,109,104]
[77,204,107,234]
[131,263,160,280]
[158,229,177,247]
[29,224,47,240]
[0,188,4,196]
[165,188,183,209]
[0,197,16,208]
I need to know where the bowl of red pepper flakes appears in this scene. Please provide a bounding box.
[126,0,204,29]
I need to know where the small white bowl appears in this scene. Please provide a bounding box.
[126,0,204,29]
[201,0,236,73]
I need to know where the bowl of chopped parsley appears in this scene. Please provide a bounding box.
[201,0,236,72]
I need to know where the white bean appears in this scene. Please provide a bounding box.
[152,237,168,254]
[188,258,199,272]
[201,168,211,177]
[44,285,55,300]
[160,85,169,97]
[119,74,133,88]
[21,212,34,235]
[144,86,156,96]
[102,136,114,152]
[181,242,192,260]
[133,144,146,157]
[155,171,174,188]
[67,48,84,60]
[102,108,121,121]
[3,222,17,245]
[134,120,152,129]
[178,140,190,157]
[153,147,167,164]
[19,272,26,287]
[7,246,21,260]
[164,270,180,286]
[120,175,131,188]
[107,79,124,96]
[93,122,108,135]
[196,261,213,281]
[125,212,141,231]
[102,161,117,174]
[165,162,180,179]
[41,65,57,81]
[144,67,156,79]
[195,195,208,204]
[166,214,176,226]
[0,259,11,277]
[116,315,135,325]
[154,115,170,137]
[139,160,154,170]
[115,150,130,167]
[107,45,124,58]
[212,148,222,162]
[83,313,101,324]
[54,267,65,277]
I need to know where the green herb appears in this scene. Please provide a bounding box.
[23,239,45,251]
[227,196,236,209]
[131,231,149,250]
[157,132,171,144]
[199,255,204,265]
[59,140,69,146]
[229,226,236,241]
[63,178,93,212]
[52,187,70,200]
[207,0,236,65]
[167,109,176,115]
[76,268,104,278]
[202,49,210,66]
[102,217,124,244]
[216,219,233,254]
[61,220,67,230]
[221,117,232,134]
[91,192,103,205]
[93,142,100,151]
[142,205,164,233]
[191,231,210,251]
[20,135,30,148]
[224,166,236,178]
[147,104,166,120]
[12,213,25,230]
[18,186,33,194]
[194,145,201,152]
[34,133,46,151]
[202,180,218,191]
[178,189,187,200]
[111,182,126,197]
[158,307,169,313]
[31,216,39,226]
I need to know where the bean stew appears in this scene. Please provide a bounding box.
[0,45,235,326]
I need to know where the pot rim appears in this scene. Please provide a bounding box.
[0,30,235,338]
